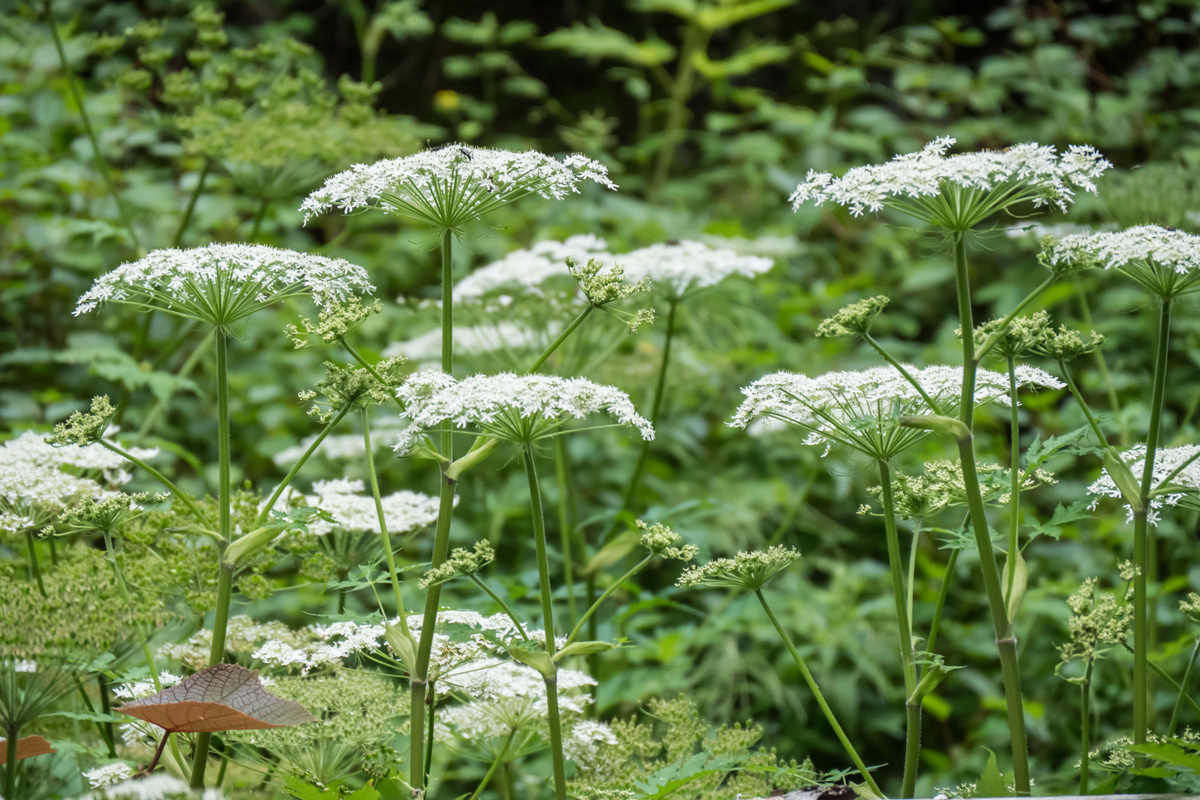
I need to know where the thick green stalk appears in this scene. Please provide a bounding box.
[1006,355,1021,603]
[529,306,594,374]
[554,437,579,627]
[1134,298,1172,751]
[878,460,919,798]
[191,330,234,789]
[410,475,458,793]
[1080,660,1094,795]
[1169,638,1200,736]
[5,723,18,800]
[523,445,568,800]
[410,228,458,793]
[45,2,141,254]
[952,231,1031,795]
[754,590,883,797]
[362,410,409,628]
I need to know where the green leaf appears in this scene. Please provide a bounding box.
[540,20,674,67]
[1128,742,1200,773]
[509,646,557,680]
[976,747,1012,797]
[1024,498,1093,541]
[1000,546,1028,622]
[633,751,748,799]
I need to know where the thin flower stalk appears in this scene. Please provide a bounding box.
[1168,639,1200,736]
[362,410,410,633]
[256,407,353,528]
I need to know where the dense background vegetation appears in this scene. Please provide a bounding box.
[7,0,1200,797]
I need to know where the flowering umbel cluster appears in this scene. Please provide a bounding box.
[730,364,1063,459]
[420,540,496,588]
[677,545,802,593]
[393,370,655,455]
[791,136,1110,228]
[1088,444,1200,524]
[1045,224,1200,298]
[74,244,376,327]
[1058,578,1132,666]
[816,296,889,339]
[301,145,617,229]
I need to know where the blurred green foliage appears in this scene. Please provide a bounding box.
[7,0,1200,797]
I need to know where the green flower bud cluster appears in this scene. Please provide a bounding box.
[1058,577,1131,666]
[566,257,655,332]
[286,298,383,349]
[636,520,697,561]
[45,396,116,447]
[419,540,495,588]
[676,545,800,592]
[298,357,407,422]
[1033,325,1106,362]
[815,295,889,339]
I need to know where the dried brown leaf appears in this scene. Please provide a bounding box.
[0,734,56,765]
[117,663,314,733]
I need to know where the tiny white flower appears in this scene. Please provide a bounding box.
[84,762,136,788]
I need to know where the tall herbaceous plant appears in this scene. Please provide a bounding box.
[784,138,1112,795]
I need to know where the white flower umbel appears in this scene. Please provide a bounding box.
[301,146,617,230]
[393,370,654,455]
[454,235,613,301]
[791,136,1111,229]
[1088,444,1200,525]
[287,478,445,537]
[84,762,136,788]
[1045,225,1200,298]
[77,772,217,800]
[74,244,376,327]
[730,364,1063,459]
[616,240,774,300]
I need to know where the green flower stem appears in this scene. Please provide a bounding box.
[1134,646,1200,718]
[923,547,959,670]
[528,305,594,374]
[1006,355,1021,603]
[972,275,1057,364]
[409,474,458,794]
[613,298,678,533]
[425,690,436,786]
[255,406,353,528]
[878,459,919,798]
[565,555,655,648]
[191,330,234,790]
[862,332,944,415]
[1057,361,1110,447]
[135,327,212,443]
[25,530,45,597]
[97,673,115,757]
[523,444,569,800]
[410,227,459,794]
[465,730,517,800]
[72,675,115,756]
[952,231,1031,795]
[1080,660,1094,795]
[468,575,530,642]
[172,160,212,248]
[45,1,141,255]
[554,437,579,628]
[1168,638,1200,736]
[362,410,410,631]
[4,722,18,800]
[753,589,884,798]
[1134,297,1173,752]
[99,439,212,529]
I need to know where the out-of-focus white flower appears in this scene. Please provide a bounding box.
[112,672,181,701]
[454,235,613,301]
[393,370,654,454]
[731,364,1062,458]
[1004,221,1116,240]
[301,146,617,229]
[289,478,445,537]
[563,719,619,767]
[84,762,136,788]
[383,321,557,364]
[791,137,1110,226]
[616,240,773,299]
[1045,225,1200,298]
[78,772,223,799]
[74,244,375,326]
[1088,444,1200,525]
[698,233,801,258]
